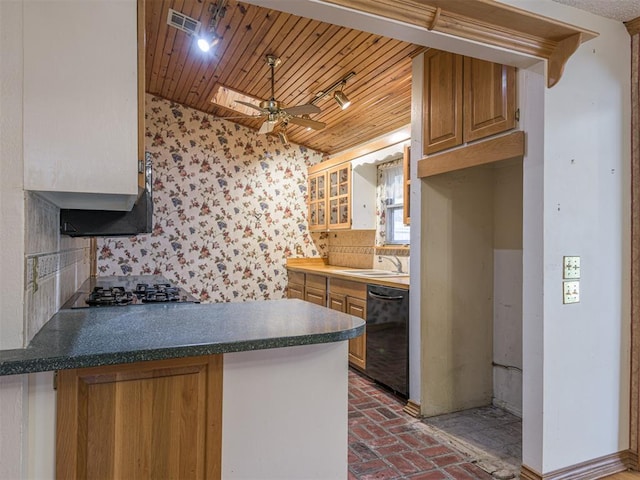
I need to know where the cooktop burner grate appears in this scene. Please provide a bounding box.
[85,287,134,307]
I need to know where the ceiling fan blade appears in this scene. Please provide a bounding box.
[288,116,326,131]
[214,115,264,120]
[282,104,321,116]
[258,119,278,134]
[236,100,267,113]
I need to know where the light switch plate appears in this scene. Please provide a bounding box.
[563,256,580,279]
[563,281,580,304]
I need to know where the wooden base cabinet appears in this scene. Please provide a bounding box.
[287,271,305,300]
[346,297,366,370]
[329,279,367,371]
[304,273,328,306]
[56,355,223,480]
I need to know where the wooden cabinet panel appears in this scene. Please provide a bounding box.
[328,293,347,312]
[423,49,463,155]
[305,287,327,306]
[56,356,223,480]
[403,145,411,225]
[421,49,517,159]
[346,297,367,371]
[463,57,516,142]
[329,278,367,370]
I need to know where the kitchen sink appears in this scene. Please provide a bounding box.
[333,269,409,278]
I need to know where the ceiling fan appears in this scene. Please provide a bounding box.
[235,54,326,135]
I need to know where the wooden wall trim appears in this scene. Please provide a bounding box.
[309,125,410,174]
[403,399,422,418]
[321,0,598,88]
[520,450,636,480]
[627,17,640,36]
[417,131,524,178]
[631,32,640,465]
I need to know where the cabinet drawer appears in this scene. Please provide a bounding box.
[288,271,305,285]
[305,287,326,306]
[306,274,327,291]
[329,278,366,299]
[287,283,304,300]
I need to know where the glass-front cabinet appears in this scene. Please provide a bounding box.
[308,172,327,231]
[307,163,352,231]
[328,164,351,229]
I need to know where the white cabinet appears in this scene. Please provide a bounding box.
[23,0,139,211]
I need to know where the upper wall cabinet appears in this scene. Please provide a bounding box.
[308,163,354,231]
[423,49,516,156]
[23,0,139,211]
[327,164,351,230]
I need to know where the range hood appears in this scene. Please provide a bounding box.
[60,155,153,237]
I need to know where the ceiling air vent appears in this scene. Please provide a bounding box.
[167,8,201,36]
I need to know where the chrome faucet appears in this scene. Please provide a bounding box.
[378,255,405,274]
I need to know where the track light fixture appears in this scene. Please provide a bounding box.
[278,130,289,146]
[312,72,356,109]
[197,34,221,52]
[333,87,351,110]
[197,0,226,52]
[278,121,290,146]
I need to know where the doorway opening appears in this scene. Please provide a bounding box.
[419,158,524,478]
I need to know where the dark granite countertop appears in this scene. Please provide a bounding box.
[0,299,364,376]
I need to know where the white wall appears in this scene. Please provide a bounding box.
[0,2,91,478]
[505,0,632,473]
[223,343,349,479]
[493,161,523,416]
[0,1,27,477]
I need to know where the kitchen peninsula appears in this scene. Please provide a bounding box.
[0,298,363,479]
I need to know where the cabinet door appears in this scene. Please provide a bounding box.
[23,0,139,210]
[328,293,347,312]
[463,57,516,142]
[423,49,463,155]
[56,356,223,480]
[327,164,351,229]
[346,297,367,371]
[308,172,327,231]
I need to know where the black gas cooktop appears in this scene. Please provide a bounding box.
[61,276,200,309]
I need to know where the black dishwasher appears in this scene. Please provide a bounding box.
[366,284,409,397]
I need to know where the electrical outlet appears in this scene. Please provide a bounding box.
[563,256,580,279]
[563,281,580,304]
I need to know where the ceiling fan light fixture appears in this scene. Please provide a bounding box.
[334,89,351,110]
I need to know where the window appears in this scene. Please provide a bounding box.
[376,159,410,245]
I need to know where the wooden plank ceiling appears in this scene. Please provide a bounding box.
[145,0,418,155]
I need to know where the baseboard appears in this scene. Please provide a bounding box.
[520,450,637,480]
[403,399,422,418]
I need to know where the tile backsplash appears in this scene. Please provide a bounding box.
[327,230,375,268]
[24,193,90,343]
[326,230,410,271]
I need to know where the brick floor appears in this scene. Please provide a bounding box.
[348,370,494,480]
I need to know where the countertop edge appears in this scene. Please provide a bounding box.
[286,264,410,289]
[0,299,365,376]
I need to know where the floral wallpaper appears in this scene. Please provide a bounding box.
[97,95,326,302]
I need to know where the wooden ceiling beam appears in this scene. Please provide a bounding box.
[320,0,599,88]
